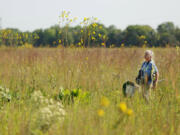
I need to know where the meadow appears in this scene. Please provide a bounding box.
[0,47,179,135]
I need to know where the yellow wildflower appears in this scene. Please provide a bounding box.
[25,34,28,39]
[126,109,133,116]
[81,39,83,43]
[118,102,127,113]
[121,43,125,47]
[91,37,96,40]
[101,43,105,46]
[110,44,115,48]
[97,109,104,117]
[61,11,66,18]
[78,42,81,46]
[99,26,103,29]
[92,23,97,27]
[84,17,87,21]
[103,35,106,39]
[63,11,66,14]
[139,35,146,39]
[100,96,109,107]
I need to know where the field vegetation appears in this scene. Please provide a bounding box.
[0,47,179,135]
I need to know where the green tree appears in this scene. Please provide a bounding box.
[122,25,156,47]
[106,25,122,47]
[157,22,178,46]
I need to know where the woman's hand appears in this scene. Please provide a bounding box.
[152,72,159,90]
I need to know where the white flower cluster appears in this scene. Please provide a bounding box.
[31,91,65,130]
[0,86,11,103]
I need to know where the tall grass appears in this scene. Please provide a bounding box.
[0,47,179,135]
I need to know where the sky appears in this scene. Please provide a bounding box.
[0,0,180,32]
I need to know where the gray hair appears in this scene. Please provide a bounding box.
[145,50,154,57]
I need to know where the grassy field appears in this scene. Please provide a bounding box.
[0,47,179,135]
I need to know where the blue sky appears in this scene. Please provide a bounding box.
[0,0,180,31]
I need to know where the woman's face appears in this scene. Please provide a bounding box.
[144,53,151,61]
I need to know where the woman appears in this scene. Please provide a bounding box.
[136,50,159,101]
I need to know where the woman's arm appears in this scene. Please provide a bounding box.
[152,62,159,89]
[153,72,159,89]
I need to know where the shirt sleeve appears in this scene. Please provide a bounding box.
[141,62,145,69]
[152,63,158,74]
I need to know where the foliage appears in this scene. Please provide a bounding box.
[0,86,11,106]
[0,48,179,135]
[58,87,90,104]
[0,11,180,47]
[30,91,65,132]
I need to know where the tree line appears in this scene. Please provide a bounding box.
[0,22,180,47]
